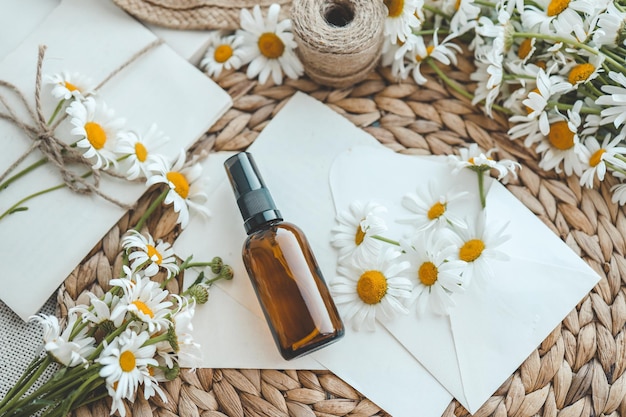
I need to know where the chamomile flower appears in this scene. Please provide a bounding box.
[146,150,210,228]
[30,314,95,367]
[592,2,626,47]
[536,101,586,176]
[521,0,595,41]
[383,0,423,43]
[449,212,511,288]
[402,32,462,85]
[162,299,201,367]
[449,0,481,36]
[381,39,411,79]
[596,71,626,128]
[565,54,604,87]
[71,291,121,327]
[116,124,169,180]
[44,71,95,101]
[98,329,158,405]
[449,143,522,182]
[122,230,180,278]
[397,181,468,232]
[331,248,412,331]
[522,67,572,135]
[331,200,388,266]
[67,97,125,170]
[200,32,245,77]
[579,134,626,188]
[237,4,303,85]
[110,267,174,333]
[400,231,467,316]
[611,180,626,205]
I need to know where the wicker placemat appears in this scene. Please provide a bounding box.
[111,0,291,30]
[60,48,626,417]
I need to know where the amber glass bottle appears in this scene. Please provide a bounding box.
[224,152,344,360]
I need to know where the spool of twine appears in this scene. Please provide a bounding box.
[290,0,386,88]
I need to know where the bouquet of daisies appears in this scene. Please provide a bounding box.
[198,0,626,206]
[0,62,231,416]
[368,0,626,205]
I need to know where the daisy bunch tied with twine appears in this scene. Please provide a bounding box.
[0,42,170,222]
[329,179,511,330]
[199,3,303,85]
[381,0,626,206]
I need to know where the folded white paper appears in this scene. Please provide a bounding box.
[0,0,232,321]
[175,92,453,417]
[329,146,601,413]
[0,0,60,60]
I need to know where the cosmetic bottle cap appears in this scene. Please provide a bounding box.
[224,152,283,234]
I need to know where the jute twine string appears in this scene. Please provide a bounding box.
[57,48,626,416]
[290,0,386,88]
[0,40,164,209]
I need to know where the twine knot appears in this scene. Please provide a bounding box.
[0,40,163,209]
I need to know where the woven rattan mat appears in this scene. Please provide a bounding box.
[59,50,626,417]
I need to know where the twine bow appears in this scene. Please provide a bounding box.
[0,40,163,209]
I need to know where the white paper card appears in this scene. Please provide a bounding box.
[175,92,453,417]
[0,0,232,321]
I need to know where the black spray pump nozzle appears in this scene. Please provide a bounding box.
[224,152,283,235]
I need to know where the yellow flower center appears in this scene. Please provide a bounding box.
[427,202,446,220]
[64,81,79,92]
[547,0,570,16]
[146,244,163,265]
[258,33,285,59]
[84,122,107,150]
[214,44,234,63]
[132,300,154,318]
[525,87,540,114]
[459,239,485,262]
[354,223,366,245]
[416,45,435,62]
[548,121,575,150]
[418,261,438,286]
[589,149,606,167]
[357,270,388,304]
[166,171,190,199]
[518,38,533,59]
[119,350,136,372]
[384,0,404,17]
[135,142,148,162]
[568,63,595,84]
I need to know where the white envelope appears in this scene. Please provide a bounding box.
[174,92,454,417]
[0,0,232,320]
[329,146,601,413]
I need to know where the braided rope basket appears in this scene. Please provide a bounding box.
[58,40,626,417]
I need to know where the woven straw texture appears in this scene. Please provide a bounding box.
[111,0,291,30]
[59,46,626,417]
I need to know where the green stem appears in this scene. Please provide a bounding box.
[0,356,47,410]
[47,99,66,125]
[0,356,53,414]
[423,4,451,19]
[426,60,511,115]
[548,101,602,114]
[133,188,169,231]
[477,171,486,209]
[0,183,65,221]
[372,235,401,246]
[513,32,626,74]
[0,157,48,192]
